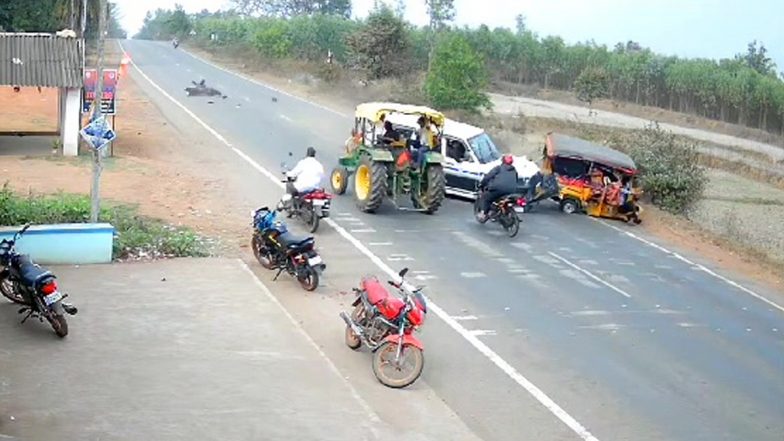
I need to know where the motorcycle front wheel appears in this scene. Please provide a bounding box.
[297,266,319,291]
[0,276,25,304]
[46,313,68,338]
[372,341,424,389]
[252,235,275,270]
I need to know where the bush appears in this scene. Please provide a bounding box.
[425,33,491,112]
[345,5,411,79]
[626,122,707,213]
[0,184,211,260]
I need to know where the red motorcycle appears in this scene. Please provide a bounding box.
[340,267,427,388]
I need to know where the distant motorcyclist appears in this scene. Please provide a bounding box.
[172,38,179,49]
[279,147,324,210]
[477,154,518,222]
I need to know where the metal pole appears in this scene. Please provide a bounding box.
[89,0,106,223]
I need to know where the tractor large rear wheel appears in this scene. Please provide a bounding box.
[354,155,387,213]
[416,164,446,214]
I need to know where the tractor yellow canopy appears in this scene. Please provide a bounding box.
[355,102,445,127]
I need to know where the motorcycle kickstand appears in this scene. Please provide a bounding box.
[272,266,285,281]
[20,310,34,324]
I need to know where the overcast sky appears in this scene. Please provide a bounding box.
[114,0,784,69]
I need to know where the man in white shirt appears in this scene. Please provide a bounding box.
[279,147,325,210]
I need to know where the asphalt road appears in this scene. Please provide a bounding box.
[120,40,784,441]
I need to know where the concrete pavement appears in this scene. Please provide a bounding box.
[113,39,784,441]
[0,259,481,441]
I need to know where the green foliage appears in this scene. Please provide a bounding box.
[0,0,125,38]
[345,5,411,78]
[574,66,609,107]
[625,123,707,213]
[424,33,490,112]
[252,19,292,58]
[232,0,351,18]
[0,185,210,260]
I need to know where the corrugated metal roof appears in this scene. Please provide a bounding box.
[0,32,83,88]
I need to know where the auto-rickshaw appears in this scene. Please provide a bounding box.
[330,102,447,214]
[538,132,643,224]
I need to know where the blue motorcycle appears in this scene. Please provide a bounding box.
[250,207,326,291]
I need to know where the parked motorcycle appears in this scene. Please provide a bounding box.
[474,188,526,238]
[278,154,333,233]
[0,224,78,338]
[250,206,326,291]
[340,267,427,388]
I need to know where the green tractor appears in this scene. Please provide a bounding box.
[330,102,446,214]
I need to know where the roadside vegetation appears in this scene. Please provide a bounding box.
[0,184,212,260]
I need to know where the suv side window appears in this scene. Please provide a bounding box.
[445,137,472,163]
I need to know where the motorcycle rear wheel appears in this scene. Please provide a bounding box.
[297,267,319,291]
[305,209,320,233]
[502,211,520,238]
[0,277,25,305]
[372,341,424,389]
[46,314,68,338]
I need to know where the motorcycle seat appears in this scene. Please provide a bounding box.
[15,255,53,287]
[278,231,314,249]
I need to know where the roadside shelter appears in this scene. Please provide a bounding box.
[0,32,84,156]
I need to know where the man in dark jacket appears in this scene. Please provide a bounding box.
[478,154,518,221]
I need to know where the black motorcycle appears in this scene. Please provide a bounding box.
[250,207,326,291]
[474,189,526,238]
[0,224,78,337]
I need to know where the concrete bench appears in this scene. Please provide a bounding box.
[0,223,115,264]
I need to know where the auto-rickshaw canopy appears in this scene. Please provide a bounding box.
[545,132,637,174]
[355,102,445,127]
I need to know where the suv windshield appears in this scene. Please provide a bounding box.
[468,133,502,164]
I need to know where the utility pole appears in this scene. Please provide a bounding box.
[89,0,106,223]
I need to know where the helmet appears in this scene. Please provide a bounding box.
[306,146,316,157]
[502,154,514,165]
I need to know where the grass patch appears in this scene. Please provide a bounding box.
[0,184,212,260]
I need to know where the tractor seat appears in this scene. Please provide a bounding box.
[278,231,314,250]
[15,255,52,287]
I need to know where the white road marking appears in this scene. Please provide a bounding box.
[452,315,479,321]
[280,114,292,122]
[186,67,192,72]
[469,329,497,336]
[338,217,362,222]
[243,96,251,102]
[368,242,393,246]
[349,228,376,233]
[578,323,624,331]
[507,268,528,274]
[236,260,383,430]
[124,44,603,441]
[415,274,438,281]
[549,252,632,298]
[387,254,414,261]
[593,218,784,314]
[511,242,533,252]
[460,272,487,278]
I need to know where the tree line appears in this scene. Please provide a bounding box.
[135,2,784,136]
[0,0,126,39]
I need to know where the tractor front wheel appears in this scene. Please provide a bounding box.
[330,166,349,195]
[354,155,387,213]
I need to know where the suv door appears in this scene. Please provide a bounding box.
[442,137,482,193]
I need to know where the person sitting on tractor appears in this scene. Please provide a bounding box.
[477,154,519,222]
[279,146,325,210]
[381,120,400,146]
[411,116,434,170]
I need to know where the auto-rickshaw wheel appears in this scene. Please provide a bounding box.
[560,198,579,214]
